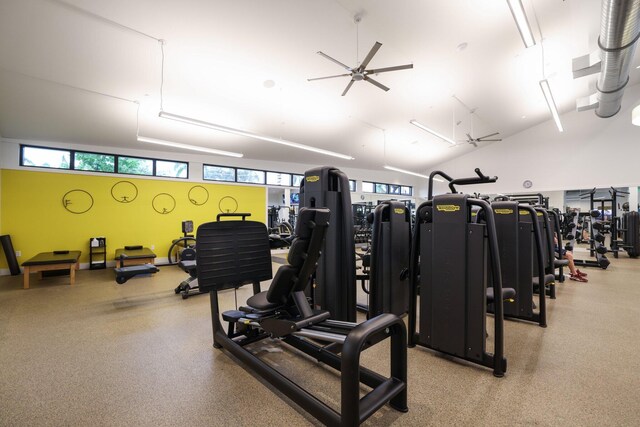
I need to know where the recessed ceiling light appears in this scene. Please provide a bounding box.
[456,42,468,52]
[521,115,526,119]
[263,80,275,88]
[636,65,640,69]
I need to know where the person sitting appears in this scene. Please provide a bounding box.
[554,234,587,282]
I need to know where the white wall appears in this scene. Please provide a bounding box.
[426,84,640,198]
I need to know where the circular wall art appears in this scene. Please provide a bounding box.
[152,193,176,215]
[188,185,209,206]
[62,189,94,214]
[523,180,533,189]
[111,181,138,203]
[218,196,238,214]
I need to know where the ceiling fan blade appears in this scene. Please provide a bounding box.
[478,139,502,142]
[341,79,355,96]
[466,133,473,141]
[364,76,390,92]
[358,42,382,72]
[470,141,478,148]
[365,64,413,74]
[307,73,351,81]
[476,132,500,140]
[317,51,352,71]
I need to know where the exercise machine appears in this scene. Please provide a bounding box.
[490,201,548,327]
[409,193,508,377]
[357,201,411,318]
[300,166,356,322]
[199,208,408,426]
[410,169,511,377]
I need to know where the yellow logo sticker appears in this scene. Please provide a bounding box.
[519,210,529,215]
[436,204,461,212]
[494,208,514,215]
[394,208,404,214]
[471,212,477,216]
[305,175,320,183]
[537,212,543,216]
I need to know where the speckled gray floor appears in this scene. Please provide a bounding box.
[1,255,639,426]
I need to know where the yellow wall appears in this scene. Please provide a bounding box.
[0,169,266,268]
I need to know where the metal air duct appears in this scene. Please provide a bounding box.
[573,0,640,117]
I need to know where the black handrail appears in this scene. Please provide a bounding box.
[427,168,497,200]
[216,212,252,221]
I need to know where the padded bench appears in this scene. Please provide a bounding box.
[114,247,156,266]
[21,251,81,289]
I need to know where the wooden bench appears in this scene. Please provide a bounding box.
[21,251,82,289]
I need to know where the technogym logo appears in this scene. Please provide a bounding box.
[436,205,460,212]
[394,208,404,214]
[494,208,514,215]
[305,176,320,183]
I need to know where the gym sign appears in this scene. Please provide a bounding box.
[436,204,461,212]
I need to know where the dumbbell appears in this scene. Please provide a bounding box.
[591,210,601,218]
[594,233,605,243]
[593,222,604,231]
[576,225,582,231]
[570,211,578,217]
[568,222,576,230]
[598,256,610,269]
[565,244,573,252]
[596,244,608,255]
[565,233,575,241]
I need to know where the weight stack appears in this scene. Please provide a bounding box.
[0,235,21,276]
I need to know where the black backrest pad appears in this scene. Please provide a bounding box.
[267,208,330,304]
[196,220,273,292]
[420,194,486,361]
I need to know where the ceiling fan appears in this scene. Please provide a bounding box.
[307,41,413,96]
[459,132,502,148]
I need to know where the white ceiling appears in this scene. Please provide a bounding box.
[0,0,637,172]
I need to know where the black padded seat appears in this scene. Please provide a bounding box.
[554,259,569,267]
[486,287,516,303]
[246,291,281,311]
[178,260,197,278]
[532,274,555,286]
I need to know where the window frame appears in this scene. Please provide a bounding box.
[19,144,189,179]
[20,145,71,170]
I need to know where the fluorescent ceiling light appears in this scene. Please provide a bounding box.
[384,165,444,182]
[633,104,640,126]
[539,79,564,132]
[409,120,457,145]
[159,111,354,160]
[507,0,536,48]
[137,135,243,158]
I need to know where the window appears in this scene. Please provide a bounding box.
[21,146,70,169]
[401,186,412,196]
[156,160,188,178]
[237,168,265,184]
[375,183,389,194]
[74,152,115,173]
[362,182,374,193]
[389,185,401,195]
[292,174,304,187]
[117,156,153,176]
[266,171,291,186]
[349,180,356,192]
[204,165,235,182]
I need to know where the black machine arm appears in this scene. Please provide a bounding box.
[428,168,497,200]
[217,212,251,221]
